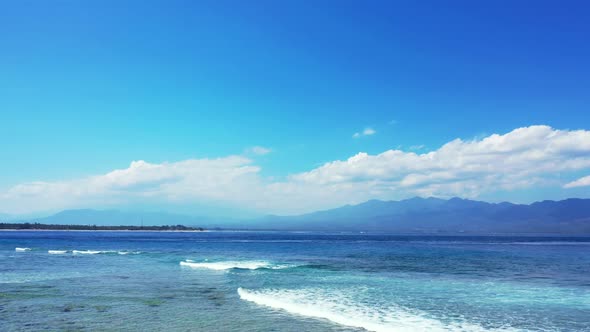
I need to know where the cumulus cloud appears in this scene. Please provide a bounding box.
[564,175,590,188]
[1,156,262,214]
[1,125,589,215]
[409,144,425,151]
[294,125,590,198]
[353,127,376,138]
[248,146,272,155]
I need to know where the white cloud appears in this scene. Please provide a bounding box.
[409,144,425,151]
[1,156,262,214]
[564,175,590,188]
[292,125,590,200]
[248,146,272,155]
[1,125,590,215]
[353,127,376,138]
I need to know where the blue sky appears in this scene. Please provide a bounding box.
[1,1,589,216]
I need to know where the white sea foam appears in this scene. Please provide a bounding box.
[71,249,123,255]
[49,249,136,255]
[237,288,519,332]
[15,247,31,252]
[117,250,141,255]
[72,250,102,255]
[180,260,292,271]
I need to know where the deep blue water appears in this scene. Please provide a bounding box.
[1,231,589,331]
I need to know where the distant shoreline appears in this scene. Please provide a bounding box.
[0,222,204,232]
[1,227,588,237]
[0,229,206,232]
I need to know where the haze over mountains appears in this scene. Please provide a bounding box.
[2,197,589,234]
[258,197,590,234]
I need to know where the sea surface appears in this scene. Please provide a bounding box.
[1,231,589,331]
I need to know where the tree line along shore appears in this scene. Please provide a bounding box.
[0,222,204,231]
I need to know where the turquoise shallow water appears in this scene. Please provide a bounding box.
[1,231,589,331]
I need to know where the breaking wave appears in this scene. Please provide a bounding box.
[72,250,102,254]
[237,288,519,332]
[15,247,31,252]
[48,250,68,254]
[179,260,293,271]
[44,249,141,255]
[72,250,113,255]
[117,251,141,255]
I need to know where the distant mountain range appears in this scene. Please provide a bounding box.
[2,197,590,234]
[256,197,590,234]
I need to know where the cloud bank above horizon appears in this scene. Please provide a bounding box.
[1,125,589,216]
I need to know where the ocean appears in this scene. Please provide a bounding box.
[1,231,589,331]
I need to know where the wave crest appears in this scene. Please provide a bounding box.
[180,260,292,271]
[117,251,141,255]
[72,250,106,255]
[237,287,518,332]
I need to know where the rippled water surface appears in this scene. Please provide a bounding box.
[1,231,589,331]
